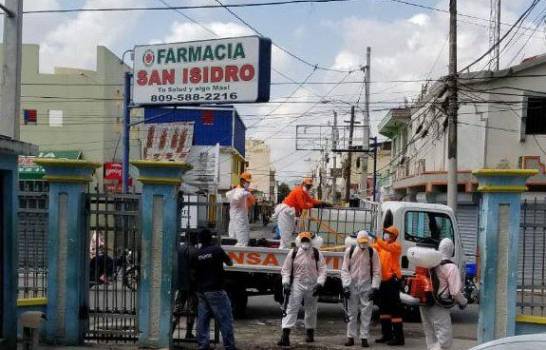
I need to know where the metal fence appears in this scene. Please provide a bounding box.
[85,193,140,342]
[17,179,48,299]
[518,198,546,316]
[299,206,379,247]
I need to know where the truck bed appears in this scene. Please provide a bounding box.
[223,245,345,275]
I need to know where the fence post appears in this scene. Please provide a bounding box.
[34,159,100,345]
[131,160,192,348]
[473,168,537,343]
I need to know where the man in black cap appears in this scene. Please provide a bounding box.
[191,229,236,350]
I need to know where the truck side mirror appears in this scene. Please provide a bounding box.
[401,255,409,269]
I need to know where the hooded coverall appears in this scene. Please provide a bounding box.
[419,238,467,350]
[226,185,255,246]
[273,185,321,249]
[280,245,327,330]
[341,241,381,340]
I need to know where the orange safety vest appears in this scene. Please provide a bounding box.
[375,238,402,281]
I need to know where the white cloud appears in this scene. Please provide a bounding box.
[38,0,145,72]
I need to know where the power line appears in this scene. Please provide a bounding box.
[22,0,360,14]
[213,0,354,73]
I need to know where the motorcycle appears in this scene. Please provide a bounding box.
[90,248,139,291]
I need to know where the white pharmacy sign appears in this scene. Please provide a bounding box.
[133,36,271,105]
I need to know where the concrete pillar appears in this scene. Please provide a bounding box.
[34,159,100,345]
[0,153,20,349]
[131,160,191,348]
[473,168,537,343]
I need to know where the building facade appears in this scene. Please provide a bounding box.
[245,138,275,202]
[379,54,546,261]
[1,44,138,191]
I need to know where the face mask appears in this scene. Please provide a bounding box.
[383,233,391,241]
[359,243,368,249]
[301,242,311,250]
[302,186,309,193]
[243,182,250,190]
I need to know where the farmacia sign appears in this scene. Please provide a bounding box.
[133,36,271,105]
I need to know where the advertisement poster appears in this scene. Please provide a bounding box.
[143,122,194,161]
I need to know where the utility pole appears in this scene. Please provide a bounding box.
[489,0,501,70]
[345,106,355,203]
[447,0,458,212]
[360,47,371,198]
[331,111,338,203]
[0,0,23,139]
[318,150,323,200]
[370,136,378,202]
[122,72,132,193]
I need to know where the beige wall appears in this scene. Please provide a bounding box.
[245,138,274,201]
[0,44,139,190]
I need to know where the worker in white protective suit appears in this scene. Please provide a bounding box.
[278,231,327,346]
[341,231,381,347]
[226,172,255,246]
[419,238,468,350]
[272,178,329,249]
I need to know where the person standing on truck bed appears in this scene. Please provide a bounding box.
[374,225,405,346]
[226,172,255,247]
[191,229,237,350]
[278,231,327,346]
[341,230,381,347]
[273,177,330,249]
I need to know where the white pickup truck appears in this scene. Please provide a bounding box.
[221,201,468,318]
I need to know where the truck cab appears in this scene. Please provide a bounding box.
[380,201,466,278]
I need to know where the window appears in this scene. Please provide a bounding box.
[23,109,37,125]
[525,97,546,134]
[49,110,63,127]
[405,211,454,248]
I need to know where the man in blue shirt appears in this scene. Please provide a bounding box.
[191,229,236,350]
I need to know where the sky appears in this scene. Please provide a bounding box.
[3,0,546,182]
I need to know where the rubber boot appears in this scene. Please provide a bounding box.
[387,322,405,346]
[361,339,369,348]
[345,337,355,346]
[277,328,290,347]
[375,318,393,343]
[305,329,315,343]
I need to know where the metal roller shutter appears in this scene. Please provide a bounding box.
[456,205,479,263]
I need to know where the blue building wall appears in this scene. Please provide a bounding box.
[144,107,246,156]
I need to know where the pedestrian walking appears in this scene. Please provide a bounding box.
[419,238,467,350]
[272,178,329,249]
[173,230,199,338]
[341,230,381,347]
[226,172,255,246]
[191,229,236,350]
[374,226,405,346]
[278,231,327,346]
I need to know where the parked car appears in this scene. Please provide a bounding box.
[469,334,546,350]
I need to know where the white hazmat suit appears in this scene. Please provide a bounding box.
[226,186,253,246]
[280,242,327,330]
[341,231,381,340]
[273,203,296,249]
[419,238,467,350]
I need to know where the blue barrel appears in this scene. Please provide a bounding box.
[465,263,477,278]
